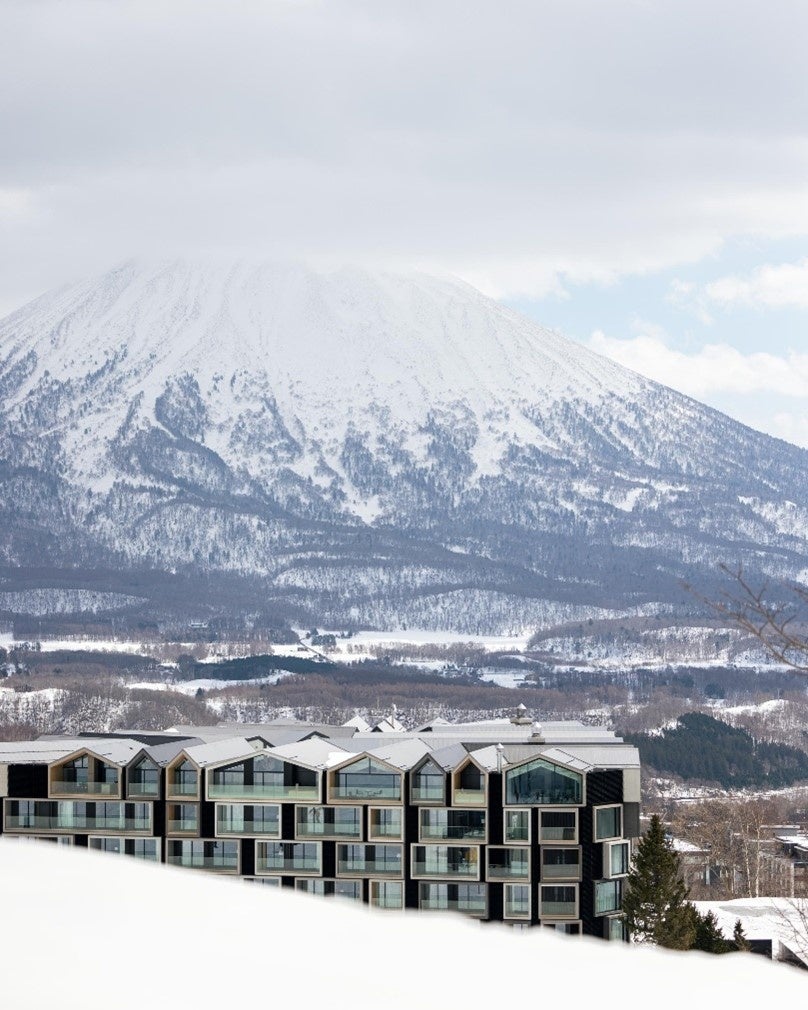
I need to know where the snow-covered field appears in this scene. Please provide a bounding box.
[0,838,802,1009]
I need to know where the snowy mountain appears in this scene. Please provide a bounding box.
[1,259,807,632]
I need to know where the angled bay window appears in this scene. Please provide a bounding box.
[336,843,402,876]
[594,805,622,842]
[330,757,402,802]
[541,847,581,881]
[127,757,160,798]
[296,805,362,839]
[594,879,623,915]
[419,882,487,916]
[411,759,445,803]
[603,840,630,878]
[412,845,480,879]
[505,758,582,806]
[216,803,280,837]
[256,841,321,875]
[419,808,486,842]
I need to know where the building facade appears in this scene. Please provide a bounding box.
[0,709,640,938]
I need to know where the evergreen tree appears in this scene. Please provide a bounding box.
[623,814,697,949]
[693,910,732,953]
[732,918,750,951]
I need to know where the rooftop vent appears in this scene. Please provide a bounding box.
[510,703,532,726]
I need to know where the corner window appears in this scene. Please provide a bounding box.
[594,806,622,841]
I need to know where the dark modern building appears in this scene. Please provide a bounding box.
[0,707,640,938]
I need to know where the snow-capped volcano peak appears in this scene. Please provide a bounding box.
[0,259,806,631]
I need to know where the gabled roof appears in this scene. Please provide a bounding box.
[271,737,350,770]
[362,738,431,770]
[182,738,264,769]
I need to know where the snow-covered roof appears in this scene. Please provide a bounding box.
[182,738,264,768]
[694,898,808,967]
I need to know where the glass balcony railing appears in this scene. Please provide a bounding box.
[127,781,160,797]
[413,860,477,877]
[453,789,486,806]
[258,856,321,873]
[216,819,279,836]
[50,781,119,796]
[330,785,401,801]
[540,901,577,917]
[540,826,576,842]
[6,814,152,832]
[167,820,198,834]
[487,862,529,880]
[505,900,530,918]
[167,782,199,797]
[168,855,238,872]
[420,896,487,915]
[411,785,445,802]
[421,825,485,841]
[297,821,361,838]
[208,783,319,800]
[541,863,580,880]
[337,858,401,876]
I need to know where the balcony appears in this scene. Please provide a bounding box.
[411,784,445,803]
[452,789,486,807]
[337,845,402,876]
[168,853,238,872]
[50,780,119,796]
[419,885,487,916]
[329,784,400,801]
[208,783,319,801]
[127,780,160,798]
[412,846,479,878]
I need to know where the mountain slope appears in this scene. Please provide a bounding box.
[0,259,806,632]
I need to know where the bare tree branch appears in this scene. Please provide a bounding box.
[684,564,808,675]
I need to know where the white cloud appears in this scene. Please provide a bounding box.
[2,1,808,306]
[587,331,808,399]
[705,258,808,309]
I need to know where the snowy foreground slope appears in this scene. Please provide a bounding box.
[3,260,808,631]
[0,838,802,1009]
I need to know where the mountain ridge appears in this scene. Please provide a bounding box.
[0,259,806,633]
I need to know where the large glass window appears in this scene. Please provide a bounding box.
[167,803,198,834]
[595,879,623,915]
[216,803,280,836]
[336,844,402,876]
[411,760,445,803]
[332,758,401,801]
[505,759,582,805]
[595,806,622,841]
[369,807,403,840]
[605,840,630,877]
[419,883,487,915]
[541,847,581,881]
[539,810,577,842]
[504,884,531,919]
[420,809,486,841]
[167,839,238,872]
[128,758,159,797]
[170,760,198,797]
[295,879,362,900]
[296,805,362,839]
[412,845,479,878]
[370,880,403,909]
[504,809,530,843]
[453,763,486,805]
[257,841,321,874]
[540,885,578,918]
[487,847,530,880]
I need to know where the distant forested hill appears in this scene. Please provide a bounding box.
[625,712,808,789]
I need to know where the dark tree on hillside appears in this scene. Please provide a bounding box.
[693,910,732,954]
[733,919,750,952]
[623,814,697,949]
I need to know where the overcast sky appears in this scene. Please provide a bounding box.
[2,0,807,443]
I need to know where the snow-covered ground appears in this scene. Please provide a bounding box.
[323,629,532,653]
[0,838,802,1009]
